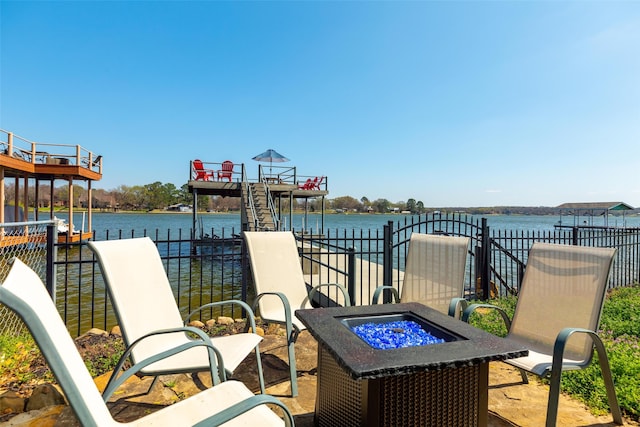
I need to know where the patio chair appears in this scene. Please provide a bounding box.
[218,160,234,182]
[371,233,470,317]
[87,237,266,395]
[243,231,351,397]
[0,258,294,426]
[193,159,214,181]
[297,178,312,190]
[462,242,622,427]
[310,176,324,190]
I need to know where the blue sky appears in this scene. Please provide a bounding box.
[1,1,639,207]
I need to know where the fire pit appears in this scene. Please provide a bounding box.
[341,312,463,349]
[295,302,528,427]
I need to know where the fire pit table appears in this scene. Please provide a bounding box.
[295,302,528,427]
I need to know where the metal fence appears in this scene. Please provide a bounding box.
[2,214,639,337]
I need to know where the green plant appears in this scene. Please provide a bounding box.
[466,295,517,337]
[600,285,640,338]
[0,333,53,386]
[83,340,126,378]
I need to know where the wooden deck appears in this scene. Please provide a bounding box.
[0,129,102,244]
[187,179,328,198]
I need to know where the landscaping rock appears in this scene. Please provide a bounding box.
[187,320,205,328]
[25,384,65,411]
[216,316,234,326]
[0,390,24,415]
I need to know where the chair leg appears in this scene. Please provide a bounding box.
[286,325,299,397]
[255,346,266,394]
[518,368,529,384]
[593,335,623,425]
[545,361,562,427]
[146,376,160,394]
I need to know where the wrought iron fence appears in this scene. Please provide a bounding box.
[2,214,639,338]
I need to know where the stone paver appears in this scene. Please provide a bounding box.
[4,331,638,426]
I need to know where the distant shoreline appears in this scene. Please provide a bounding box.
[37,207,640,216]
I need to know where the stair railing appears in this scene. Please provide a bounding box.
[242,173,260,231]
[261,178,280,231]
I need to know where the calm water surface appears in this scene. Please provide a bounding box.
[56,211,640,238]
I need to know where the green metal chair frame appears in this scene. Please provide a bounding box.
[0,258,294,426]
[88,237,266,395]
[243,231,351,397]
[461,242,622,427]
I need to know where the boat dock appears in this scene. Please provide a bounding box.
[187,160,328,237]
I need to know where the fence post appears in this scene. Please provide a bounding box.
[347,247,356,305]
[383,221,393,303]
[45,223,57,298]
[241,238,249,313]
[480,217,491,300]
[572,226,579,246]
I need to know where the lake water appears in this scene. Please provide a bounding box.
[57,211,640,238]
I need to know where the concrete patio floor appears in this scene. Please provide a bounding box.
[11,331,638,427]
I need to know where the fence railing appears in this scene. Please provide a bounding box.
[2,213,639,337]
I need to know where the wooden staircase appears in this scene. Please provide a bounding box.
[242,182,278,231]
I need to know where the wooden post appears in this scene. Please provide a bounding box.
[0,166,4,224]
[87,180,92,233]
[68,177,74,234]
[22,175,28,221]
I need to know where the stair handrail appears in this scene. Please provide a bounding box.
[242,171,260,230]
[261,178,280,231]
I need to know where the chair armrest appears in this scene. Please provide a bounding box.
[461,303,512,330]
[185,299,259,335]
[448,297,469,318]
[549,328,623,425]
[309,282,352,307]
[252,291,306,347]
[552,327,602,372]
[371,286,400,304]
[102,326,224,402]
[199,393,296,427]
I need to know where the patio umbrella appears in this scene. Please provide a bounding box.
[252,148,290,175]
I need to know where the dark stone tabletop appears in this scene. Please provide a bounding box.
[295,302,528,380]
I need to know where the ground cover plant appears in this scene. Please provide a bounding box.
[466,285,640,421]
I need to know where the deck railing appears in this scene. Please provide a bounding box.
[0,129,102,173]
[2,213,639,337]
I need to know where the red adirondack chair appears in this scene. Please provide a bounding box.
[298,178,312,190]
[310,176,324,190]
[193,159,214,181]
[217,160,234,182]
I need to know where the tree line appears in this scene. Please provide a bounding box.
[4,180,595,216]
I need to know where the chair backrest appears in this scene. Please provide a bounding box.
[312,176,324,190]
[243,231,312,327]
[88,237,187,362]
[400,233,470,314]
[509,242,616,362]
[0,259,114,425]
[302,178,312,189]
[221,160,233,172]
[217,160,234,181]
[193,159,209,180]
